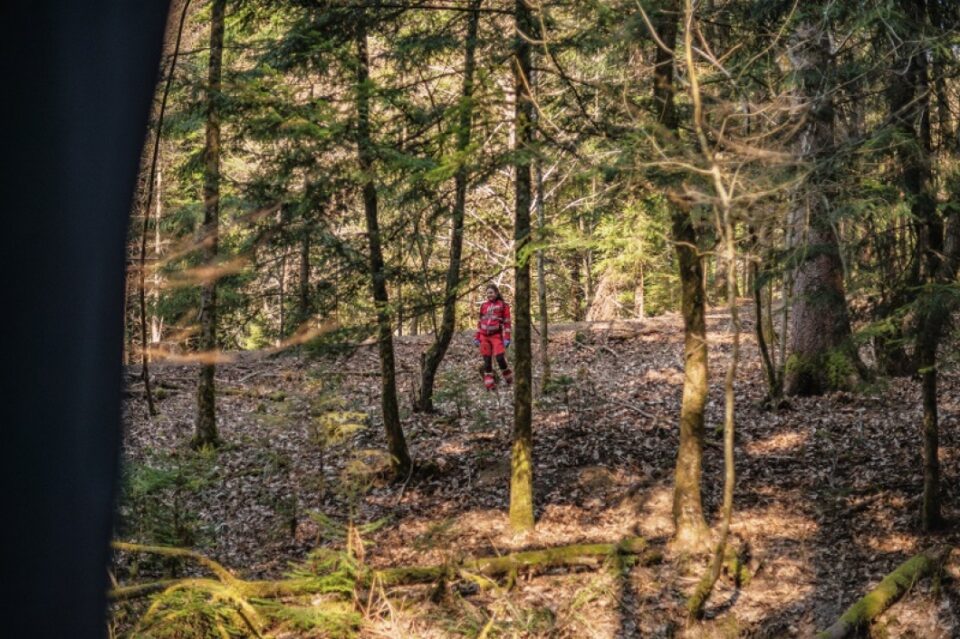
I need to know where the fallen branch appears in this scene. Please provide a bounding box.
[817,546,949,639]
[110,536,654,600]
[377,536,652,586]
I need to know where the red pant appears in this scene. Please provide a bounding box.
[478,332,505,357]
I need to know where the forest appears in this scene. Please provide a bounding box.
[112,0,960,637]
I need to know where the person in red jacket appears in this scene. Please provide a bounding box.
[474,284,513,391]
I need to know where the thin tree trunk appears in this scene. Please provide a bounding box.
[355,13,411,476]
[137,0,193,417]
[510,0,536,533]
[194,0,224,449]
[569,250,584,321]
[888,0,945,528]
[650,0,711,550]
[150,166,163,346]
[278,250,286,344]
[751,229,780,399]
[682,1,738,613]
[298,229,311,327]
[416,0,481,413]
[533,69,551,390]
[783,9,862,396]
[634,263,645,319]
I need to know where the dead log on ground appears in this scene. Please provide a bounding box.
[817,546,949,639]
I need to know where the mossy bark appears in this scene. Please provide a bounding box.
[111,537,653,600]
[817,547,948,639]
[509,0,535,533]
[649,0,711,550]
[783,9,863,397]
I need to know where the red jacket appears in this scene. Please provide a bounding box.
[476,299,511,340]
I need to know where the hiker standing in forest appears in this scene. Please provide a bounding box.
[474,284,513,390]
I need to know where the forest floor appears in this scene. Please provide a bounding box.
[118,305,960,638]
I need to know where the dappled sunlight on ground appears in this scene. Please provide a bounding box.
[744,430,808,457]
[118,306,960,637]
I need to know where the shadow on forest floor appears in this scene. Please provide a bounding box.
[118,309,960,637]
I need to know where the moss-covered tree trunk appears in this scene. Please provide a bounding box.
[783,10,862,397]
[194,0,225,449]
[355,14,411,476]
[510,0,535,533]
[649,0,711,550]
[416,0,481,413]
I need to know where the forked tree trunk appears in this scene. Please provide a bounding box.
[355,13,411,476]
[784,10,862,396]
[416,0,481,413]
[650,0,711,549]
[194,0,225,449]
[510,0,536,533]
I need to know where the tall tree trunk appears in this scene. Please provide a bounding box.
[783,10,862,396]
[650,0,711,549]
[533,70,551,390]
[890,0,946,529]
[510,0,536,533]
[355,13,411,476]
[416,0,481,413]
[194,0,225,449]
[137,0,192,418]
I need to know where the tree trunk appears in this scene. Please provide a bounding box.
[194,0,225,449]
[416,0,481,413]
[887,0,947,529]
[137,0,193,418]
[783,10,862,396]
[510,0,536,533]
[533,69,551,390]
[569,251,584,321]
[298,229,310,327]
[355,13,411,476]
[634,262,645,319]
[650,0,711,549]
[150,166,164,346]
[682,2,739,613]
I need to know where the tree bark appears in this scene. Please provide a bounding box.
[510,0,536,533]
[783,10,862,396]
[355,12,411,476]
[193,0,225,449]
[416,0,481,413]
[649,0,711,549]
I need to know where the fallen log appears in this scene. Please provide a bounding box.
[817,546,949,639]
[110,536,654,600]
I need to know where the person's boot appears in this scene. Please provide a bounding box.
[501,368,513,385]
[483,373,496,391]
